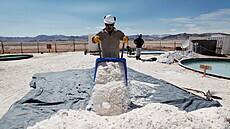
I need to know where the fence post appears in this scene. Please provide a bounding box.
[174,41,176,50]
[1,42,4,54]
[73,42,75,51]
[160,40,161,50]
[20,42,23,53]
[37,42,40,53]
[55,43,57,53]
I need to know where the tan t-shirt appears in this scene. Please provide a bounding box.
[96,28,125,58]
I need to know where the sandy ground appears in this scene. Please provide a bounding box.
[0,52,230,128]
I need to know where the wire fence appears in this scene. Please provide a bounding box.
[126,40,182,50]
[0,41,88,54]
[0,40,183,54]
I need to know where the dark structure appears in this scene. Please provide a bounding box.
[191,40,217,56]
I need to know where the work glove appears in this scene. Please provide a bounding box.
[122,36,129,44]
[92,36,101,43]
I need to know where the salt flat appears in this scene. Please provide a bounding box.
[0,52,229,128]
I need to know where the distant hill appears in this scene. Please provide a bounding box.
[161,33,228,40]
[0,35,88,42]
[0,33,228,42]
[128,34,167,40]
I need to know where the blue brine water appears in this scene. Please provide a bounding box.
[184,61,230,77]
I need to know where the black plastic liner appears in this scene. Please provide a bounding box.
[0,68,221,129]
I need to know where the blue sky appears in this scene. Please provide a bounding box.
[0,0,230,37]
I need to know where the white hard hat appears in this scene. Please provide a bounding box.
[104,14,116,24]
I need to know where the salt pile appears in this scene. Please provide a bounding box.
[27,103,230,129]
[157,50,198,64]
[94,62,126,84]
[91,81,130,116]
[91,62,130,116]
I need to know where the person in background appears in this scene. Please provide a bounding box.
[126,46,135,55]
[134,34,144,60]
[92,14,129,58]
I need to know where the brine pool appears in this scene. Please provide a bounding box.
[179,58,230,79]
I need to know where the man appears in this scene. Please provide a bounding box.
[92,14,129,58]
[134,34,144,60]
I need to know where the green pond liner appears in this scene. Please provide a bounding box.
[179,58,230,80]
[0,54,33,61]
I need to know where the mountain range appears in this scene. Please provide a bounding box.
[0,33,228,42]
